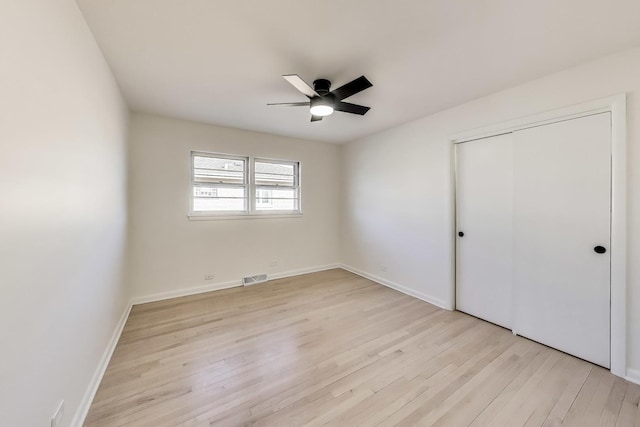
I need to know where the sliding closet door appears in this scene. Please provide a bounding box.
[512,113,611,368]
[456,133,513,329]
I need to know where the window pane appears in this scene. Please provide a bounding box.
[256,189,273,208]
[193,197,246,212]
[194,156,245,185]
[258,198,298,211]
[195,186,244,198]
[255,161,295,187]
[193,186,246,212]
[255,188,299,211]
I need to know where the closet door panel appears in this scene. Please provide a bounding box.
[456,133,513,329]
[512,113,611,368]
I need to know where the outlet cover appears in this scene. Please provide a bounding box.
[204,274,215,281]
[51,401,64,427]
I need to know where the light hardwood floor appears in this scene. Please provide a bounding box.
[85,269,640,426]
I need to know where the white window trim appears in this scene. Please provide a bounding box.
[189,151,302,219]
[189,151,249,217]
[252,157,301,216]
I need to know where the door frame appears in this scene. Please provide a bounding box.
[449,94,627,378]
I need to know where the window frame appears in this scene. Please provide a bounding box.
[251,157,301,215]
[190,151,250,217]
[189,151,302,219]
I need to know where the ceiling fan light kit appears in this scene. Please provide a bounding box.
[268,74,372,122]
[309,97,334,117]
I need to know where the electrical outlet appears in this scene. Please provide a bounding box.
[204,274,215,281]
[269,261,278,267]
[51,401,64,427]
[380,265,387,272]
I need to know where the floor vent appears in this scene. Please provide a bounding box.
[243,274,268,286]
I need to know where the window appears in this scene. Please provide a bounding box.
[190,151,301,217]
[192,153,248,213]
[254,159,300,212]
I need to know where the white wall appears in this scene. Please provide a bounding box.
[0,1,129,426]
[341,47,640,376]
[3,3,637,424]
[127,113,340,299]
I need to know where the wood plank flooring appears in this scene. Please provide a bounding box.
[85,269,640,426]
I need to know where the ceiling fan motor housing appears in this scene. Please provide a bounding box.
[313,79,332,96]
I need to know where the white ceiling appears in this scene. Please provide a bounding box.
[77,0,640,143]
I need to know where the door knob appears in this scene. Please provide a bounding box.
[458,231,464,237]
[593,246,607,254]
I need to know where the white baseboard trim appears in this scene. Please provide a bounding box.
[269,263,340,281]
[130,279,241,305]
[130,263,341,306]
[71,302,132,427]
[626,368,640,385]
[340,264,448,310]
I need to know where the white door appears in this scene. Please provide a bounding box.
[512,113,611,368]
[456,133,514,329]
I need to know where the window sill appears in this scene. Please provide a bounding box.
[188,213,303,221]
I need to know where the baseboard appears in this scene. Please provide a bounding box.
[269,263,340,280]
[130,264,341,306]
[130,279,241,305]
[626,368,640,385]
[71,302,132,427]
[340,264,448,310]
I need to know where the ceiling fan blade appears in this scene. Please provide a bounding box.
[334,101,371,115]
[283,74,319,98]
[330,76,372,101]
[267,102,310,107]
[310,115,323,122]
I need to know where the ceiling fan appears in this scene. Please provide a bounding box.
[268,74,373,122]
